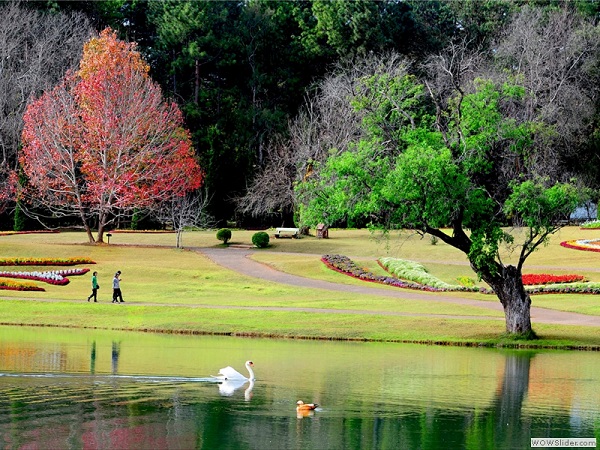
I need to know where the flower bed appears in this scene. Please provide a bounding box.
[0,257,95,266]
[378,257,479,292]
[527,282,600,295]
[0,268,89,286]
[0,231,59,237]
[324,254,600,296]
[522,273,585,285]
[110,229,174,234]
[322,254,488,293]
[560,240,600,253]
[0,279,45,292]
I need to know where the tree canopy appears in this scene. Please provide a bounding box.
[296,61,583,335]
[20,28,202,243]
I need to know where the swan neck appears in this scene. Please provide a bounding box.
[246,363,255,380]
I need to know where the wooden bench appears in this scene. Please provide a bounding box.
[275,227,300,238]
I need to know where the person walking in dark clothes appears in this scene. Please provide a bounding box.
[112,271,124,303]
[87,271,99,302]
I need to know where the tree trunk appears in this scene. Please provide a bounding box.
[84,224,95,244]
[487,265,533,335]
[77,204,95,244]
[95,211,107,244]
[95,224,105,244]
[176,229,182,249]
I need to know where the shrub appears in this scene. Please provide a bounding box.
[13,203,27,231]
[216,228,232,244]
[457,276,476,287]
[252,231,270,248]
[581,220,600,229]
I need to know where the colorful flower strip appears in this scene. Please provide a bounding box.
[0,268,90,286]
[321,254,489,293]
[323,254,600,296]
[110,229,174,234]
[560,240,600,253]
[0,279,45,292]
[522,274,585,285]
[0,257,95,266]
[0,231,59,236]
[322,255,438,292]
[527,282,600,295]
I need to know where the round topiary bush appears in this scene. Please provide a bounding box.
[216,228,232,244]
[252,231,270,248]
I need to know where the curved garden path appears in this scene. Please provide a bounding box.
[195,247,600,327]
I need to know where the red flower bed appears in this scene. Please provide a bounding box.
[522,274,585,285]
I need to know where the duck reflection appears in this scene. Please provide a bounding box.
[218,378,254,401]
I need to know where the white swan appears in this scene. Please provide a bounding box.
[215,360,255,381]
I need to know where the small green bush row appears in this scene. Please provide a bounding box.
[216,229,270,248]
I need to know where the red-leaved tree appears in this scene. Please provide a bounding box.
[20,28,202,243]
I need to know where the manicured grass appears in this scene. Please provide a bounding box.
[0,228,599,349]
[0,299,595,349]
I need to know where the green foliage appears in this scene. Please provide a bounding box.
[13,203,27,232]
[297,71,582,289]
[251,231,270,248]
[131,209,142,230]
[581,220,600,229]
[216,228,232,244]
[505,179,583,232]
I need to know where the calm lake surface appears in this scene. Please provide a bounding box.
[0,326,598,450]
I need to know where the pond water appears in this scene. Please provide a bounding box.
[0,326,598,450]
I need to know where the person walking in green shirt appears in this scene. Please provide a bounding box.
[87,271,99,302]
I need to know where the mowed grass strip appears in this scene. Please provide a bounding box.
[0,300,595,349]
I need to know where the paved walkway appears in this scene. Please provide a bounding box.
[195,247,600,327]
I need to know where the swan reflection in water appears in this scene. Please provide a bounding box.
[213,360,255,401]
[218,378,254,400]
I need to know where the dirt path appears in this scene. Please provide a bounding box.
[195,247,600,327]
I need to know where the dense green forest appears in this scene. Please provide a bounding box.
[1,0,599,228]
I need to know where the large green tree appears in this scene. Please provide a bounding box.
[297,70,582,336]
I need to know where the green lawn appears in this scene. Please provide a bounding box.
[0,228,598,349]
